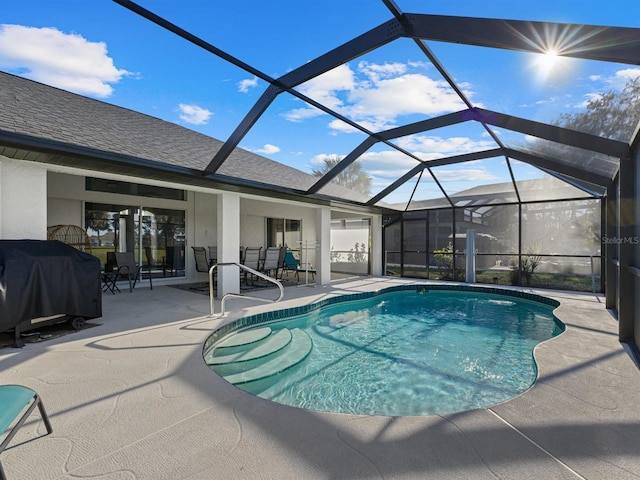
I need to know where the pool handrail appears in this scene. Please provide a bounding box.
[208,262,284,318]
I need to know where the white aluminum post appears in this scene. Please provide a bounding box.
[465,229,476,283]
[217,193,240,297]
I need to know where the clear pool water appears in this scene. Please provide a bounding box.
[210,289,564,416]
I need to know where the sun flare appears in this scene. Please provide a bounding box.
[544,49,559,64]
[530,48,566,81]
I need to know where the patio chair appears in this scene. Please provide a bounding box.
[277,246,286,277]
[192,246,211,273]
[283,250,315,281]
[164,246,184,277]
[242,247,262,284]
[0,385,53,480]
[114,251,152,292]
[102,252,120,294]
[191,247,216,292]
[105,251,117,273]
[144,246,167,277]
[261,246,281,278]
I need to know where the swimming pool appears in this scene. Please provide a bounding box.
[204,285,564,416]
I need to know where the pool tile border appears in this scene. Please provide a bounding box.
[203,284,561,354]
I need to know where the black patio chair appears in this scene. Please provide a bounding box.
[192,246,211,273]
[261,246,281,278]
[242,247,262,285]
[144,246,167,277]
[114,251,152,292]
[164,246,184,277]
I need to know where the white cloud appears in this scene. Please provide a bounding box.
[575,92,603,109]
[238,76,259,93]
[520,96,561,108]
[611,68,640,84]
[349,73,463,118]
[300,64,355,101]
[396,134,495,156]
[0,24,130,97]
[357,61,407,82]
[326,118,364,134]
[283,105,324,122]
[255,144,281,154]
[284,61,467,133]
[178,104,213,125]
[358,150,419,174]
[584,68,640,102]
[293,63,354,117]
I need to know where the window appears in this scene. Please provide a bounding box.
[85,202,186,278]
[266,218,301,251]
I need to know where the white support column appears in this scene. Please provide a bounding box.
[465,229,476,283]
[0,158,47,239]
[370,214,383,276]
[316,207,331,285]
[216,192,240,298]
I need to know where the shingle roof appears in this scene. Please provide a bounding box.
[0,71,358,199]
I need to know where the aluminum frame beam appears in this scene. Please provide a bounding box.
[330,103,622,204]
[367,149,504,205]
[204,18,415,174]
[504,147,612,187]
[471,108,629,159]
[540,170,607,197]
[306,111,470,195]
[367,163,425,206]
[405,14,640,65]
[368,144,613,206]
[307,138,377,194]
[376,111,470,141]
[277,20,405,88]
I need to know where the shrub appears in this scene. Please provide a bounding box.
[433,243,464,280]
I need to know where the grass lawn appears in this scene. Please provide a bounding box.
[391,267,599,293]
[476,270,598,292]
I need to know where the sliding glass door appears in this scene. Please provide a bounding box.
[85,202,185,278]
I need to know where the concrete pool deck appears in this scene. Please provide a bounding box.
[1,277,639,479]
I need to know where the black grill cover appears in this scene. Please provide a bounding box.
[0,240,102,331]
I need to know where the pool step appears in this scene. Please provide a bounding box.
[216,326,272,349]
[222,328,313,385]
[205,328,292,365]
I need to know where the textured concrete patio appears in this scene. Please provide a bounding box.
[1,277,639,479]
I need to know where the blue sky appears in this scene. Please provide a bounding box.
[2,1,639,204]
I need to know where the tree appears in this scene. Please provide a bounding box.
[525,76,640,162]
[85,210,112,247]
[556,76,640,142]
[312,155,372,196]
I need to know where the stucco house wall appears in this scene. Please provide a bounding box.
[0,157,47,240]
